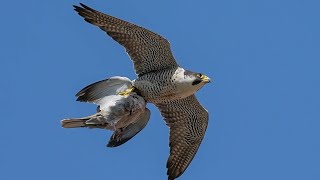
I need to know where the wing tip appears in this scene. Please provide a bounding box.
[73,4,84,13]
[167,168,182,180]
[75,90,87,102]
[75,96,85,102]
[106,138,131,148]
[73,3,92,11]
[73,3,97,23]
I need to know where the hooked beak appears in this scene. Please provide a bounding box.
[201,75,211,83]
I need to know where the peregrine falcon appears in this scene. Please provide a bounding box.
[69,3,212,180]
[61,76,150,147]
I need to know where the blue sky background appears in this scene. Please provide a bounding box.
[1,0,320,180]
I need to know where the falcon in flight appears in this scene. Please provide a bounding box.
[70,3,212,180]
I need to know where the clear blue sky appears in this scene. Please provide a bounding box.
[1,0,320,180]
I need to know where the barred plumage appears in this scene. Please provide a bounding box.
[70,3,212,180]
[74,3,178,76]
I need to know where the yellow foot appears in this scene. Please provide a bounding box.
[118,86,135,96]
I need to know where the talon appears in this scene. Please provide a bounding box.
[118,87,135,96]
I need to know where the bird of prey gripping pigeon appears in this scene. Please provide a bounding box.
[62,3,212,180]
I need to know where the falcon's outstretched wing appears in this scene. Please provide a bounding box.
[74,3,178,76]
[156,95,209,180]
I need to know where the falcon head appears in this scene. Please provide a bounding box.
[180,70,211,94]
[191,73,211,86]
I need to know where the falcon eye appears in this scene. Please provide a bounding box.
[197,73,203,78]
